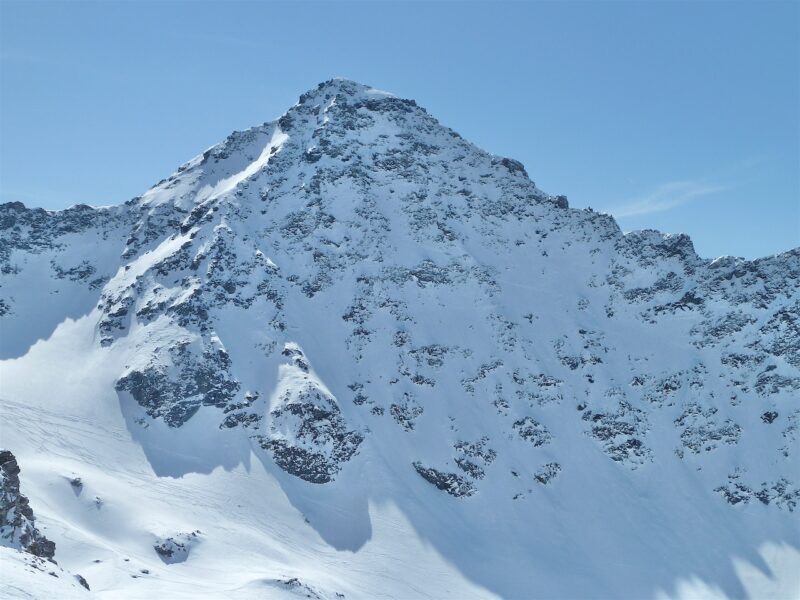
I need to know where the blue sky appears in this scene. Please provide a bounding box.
[1,1,797,259]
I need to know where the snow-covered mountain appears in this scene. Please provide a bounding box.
[1,78,798,599]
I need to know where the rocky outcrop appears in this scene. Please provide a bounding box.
[512,417,552,447]
[116,341,240,427]
[534,462,562,485]
[715,471,799,512]
[581,399,651,468]
[258,379,363,484]
[154,531,201,564]
[413,462,476,498]
[0,450,55,560]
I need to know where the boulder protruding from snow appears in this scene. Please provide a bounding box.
[154,530,202,564]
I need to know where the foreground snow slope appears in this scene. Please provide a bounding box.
[1,79,798,599]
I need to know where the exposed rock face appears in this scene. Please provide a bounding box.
[675,404,741,456]
[0,450,56,560]
[453,438,496,480]
[153,531,201,564]
[74,574,90,590]
[534,462,562,485]
[257,381,364,484]
[116,341,240,427]
[264,576,340,599]
[513,417,552,447]
[413,462,476,498]
[0,78,798,509]
[581,399,651,468]
[715,471,800,512]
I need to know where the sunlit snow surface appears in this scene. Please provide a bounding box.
[1,79,798,599]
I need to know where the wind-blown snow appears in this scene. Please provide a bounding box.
[196,127,288,204]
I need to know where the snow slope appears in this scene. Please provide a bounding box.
[1,78,798,599]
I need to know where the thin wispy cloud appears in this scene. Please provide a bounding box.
[608,180,727,218]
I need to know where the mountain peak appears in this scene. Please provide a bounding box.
[1,79,799,600]
[296,78,395,106]
[139,77,537,211]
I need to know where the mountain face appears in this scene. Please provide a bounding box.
[1,79,798,599]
